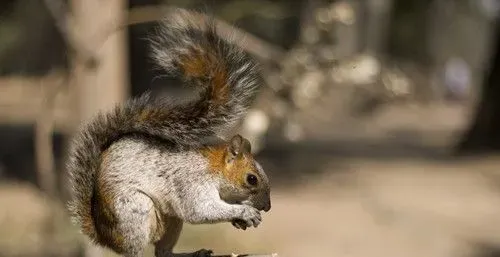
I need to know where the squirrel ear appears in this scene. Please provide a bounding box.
[242,137,251,153]
[227,134,251,161]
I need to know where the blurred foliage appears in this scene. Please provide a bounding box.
[1,1,500,256]
[163,0,302,49]
[0,0,493,79]
[0,0,67,76]
[0,0,496,148]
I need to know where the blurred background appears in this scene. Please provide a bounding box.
[1,0,500,256]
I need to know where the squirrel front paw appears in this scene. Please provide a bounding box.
[236,205,261,228]
[231,219,248,230]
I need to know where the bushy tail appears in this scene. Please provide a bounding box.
[66,8,262,240]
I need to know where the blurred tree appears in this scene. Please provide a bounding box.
[0,0,17,16]
[0,0,67,76]
[128,0,163,96]
[457,21,500,154]
[385,0,433,66]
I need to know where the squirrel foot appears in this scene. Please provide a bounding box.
[192,249,213,257]
[157,249,213,257]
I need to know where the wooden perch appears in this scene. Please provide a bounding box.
[214,254,279,257]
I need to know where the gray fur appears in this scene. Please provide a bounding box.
[66,8,267,257]
[148,7,262,134]
[95,137,262,256]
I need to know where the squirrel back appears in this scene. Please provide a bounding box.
[66,8,262,240]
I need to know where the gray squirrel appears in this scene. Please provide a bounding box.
[66,8,271,257]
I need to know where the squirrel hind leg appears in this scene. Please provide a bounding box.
[154,217,213,257]
[154,216,182,257]
[107,192,157,257]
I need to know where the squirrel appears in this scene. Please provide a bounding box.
[66,8,271,257]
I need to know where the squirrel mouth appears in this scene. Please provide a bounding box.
[261,201,271,212]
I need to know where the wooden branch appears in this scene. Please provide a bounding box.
[42,0,98,67]
[213,254,278,257]
[127,6,286,63]
[34,74,67,197]
[44,0,286,65]
[0,74,73,131]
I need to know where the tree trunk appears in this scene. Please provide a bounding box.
[70,1,129,256]
[456,22,500,155]
[71,0,129,123]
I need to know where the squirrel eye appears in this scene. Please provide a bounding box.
[246,174,258,186]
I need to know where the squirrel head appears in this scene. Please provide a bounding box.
[201,134,271,212]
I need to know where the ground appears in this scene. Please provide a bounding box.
[175,157,500,257]
[2,102,500,257]
[4,156,500,257]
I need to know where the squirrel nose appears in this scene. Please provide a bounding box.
[263,199,271,212]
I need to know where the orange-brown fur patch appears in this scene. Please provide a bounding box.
[200,144,255,186]
[136,108,172,127]
[137,108,154,122]
[88,148,127,254]
[78,149,113,240]
[211,65,229,104]
[180,51,229,104]
[80,212,95,240]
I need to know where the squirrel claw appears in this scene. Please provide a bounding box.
[232,219,248,230]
